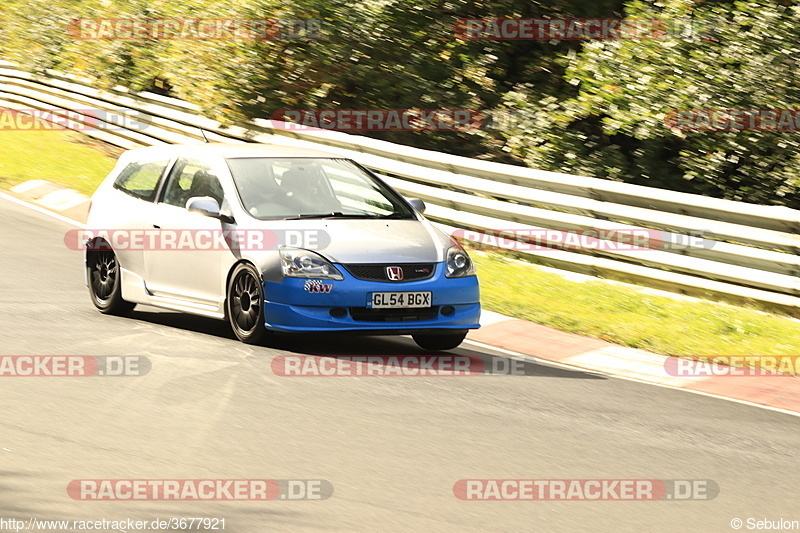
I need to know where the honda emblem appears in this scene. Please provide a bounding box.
[386,266,404,281]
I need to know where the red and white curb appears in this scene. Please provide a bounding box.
[10,179,91,220]
[469,311,800,415]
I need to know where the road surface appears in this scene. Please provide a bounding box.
[0,195,797,532]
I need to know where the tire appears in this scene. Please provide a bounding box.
[412,331,468,351]
[87,247,135,315]
[227,263,270,344]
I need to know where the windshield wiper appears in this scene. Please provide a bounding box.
[284,212,411,220]
[323,212,414,219]
[284,212,343,220]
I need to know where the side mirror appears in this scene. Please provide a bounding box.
[408,198,426,213]
[186,197,235,223]
[186,196,221,217]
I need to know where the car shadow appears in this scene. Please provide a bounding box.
[128,307,238,339]
[126,307,605,380]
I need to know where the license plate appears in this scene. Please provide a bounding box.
[369,292,432,309]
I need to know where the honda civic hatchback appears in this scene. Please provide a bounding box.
[84,144,480,350]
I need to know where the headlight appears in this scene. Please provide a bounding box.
[280,247,343,280]
[445,246,476,278]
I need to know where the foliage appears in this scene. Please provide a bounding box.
[2,0,799,206]
[493,0,800,206]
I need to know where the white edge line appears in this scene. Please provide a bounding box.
[463,338,800,419]
[0,191,85,228]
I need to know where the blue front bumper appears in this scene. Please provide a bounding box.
[262,263,480,333]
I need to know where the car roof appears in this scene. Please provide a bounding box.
[123,143,344,160]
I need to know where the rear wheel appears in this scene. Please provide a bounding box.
[88,248,135,315]
[227,263,270,344]
[412,331,468,351]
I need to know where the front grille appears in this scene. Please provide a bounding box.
[349,306,439,322]
[343,263,435,282]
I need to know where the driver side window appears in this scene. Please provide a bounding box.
[162,158,224,208]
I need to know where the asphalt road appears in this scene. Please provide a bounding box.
[1,194,798,533]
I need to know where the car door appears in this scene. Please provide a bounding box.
[143,156,234,309]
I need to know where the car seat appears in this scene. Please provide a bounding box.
[188,169,224,206]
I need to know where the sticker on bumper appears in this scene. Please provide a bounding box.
[304,280,333,293]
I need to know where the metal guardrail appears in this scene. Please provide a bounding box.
[2,63,800,315]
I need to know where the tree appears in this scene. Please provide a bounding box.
[492,0,800,206]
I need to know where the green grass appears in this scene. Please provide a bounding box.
[0,130,119,195]
[3,129,799,356]
[473,252,800,356]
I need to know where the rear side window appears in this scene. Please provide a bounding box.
[113,159,170,202]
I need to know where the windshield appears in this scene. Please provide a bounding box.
[226,157,416,220]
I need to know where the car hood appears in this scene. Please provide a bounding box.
[252,218,451,263]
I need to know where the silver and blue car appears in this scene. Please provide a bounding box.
[84,144,480,350]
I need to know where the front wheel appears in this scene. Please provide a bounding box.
[412,331,468,351]
[227,263,270,345]
[87,248,135,315]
